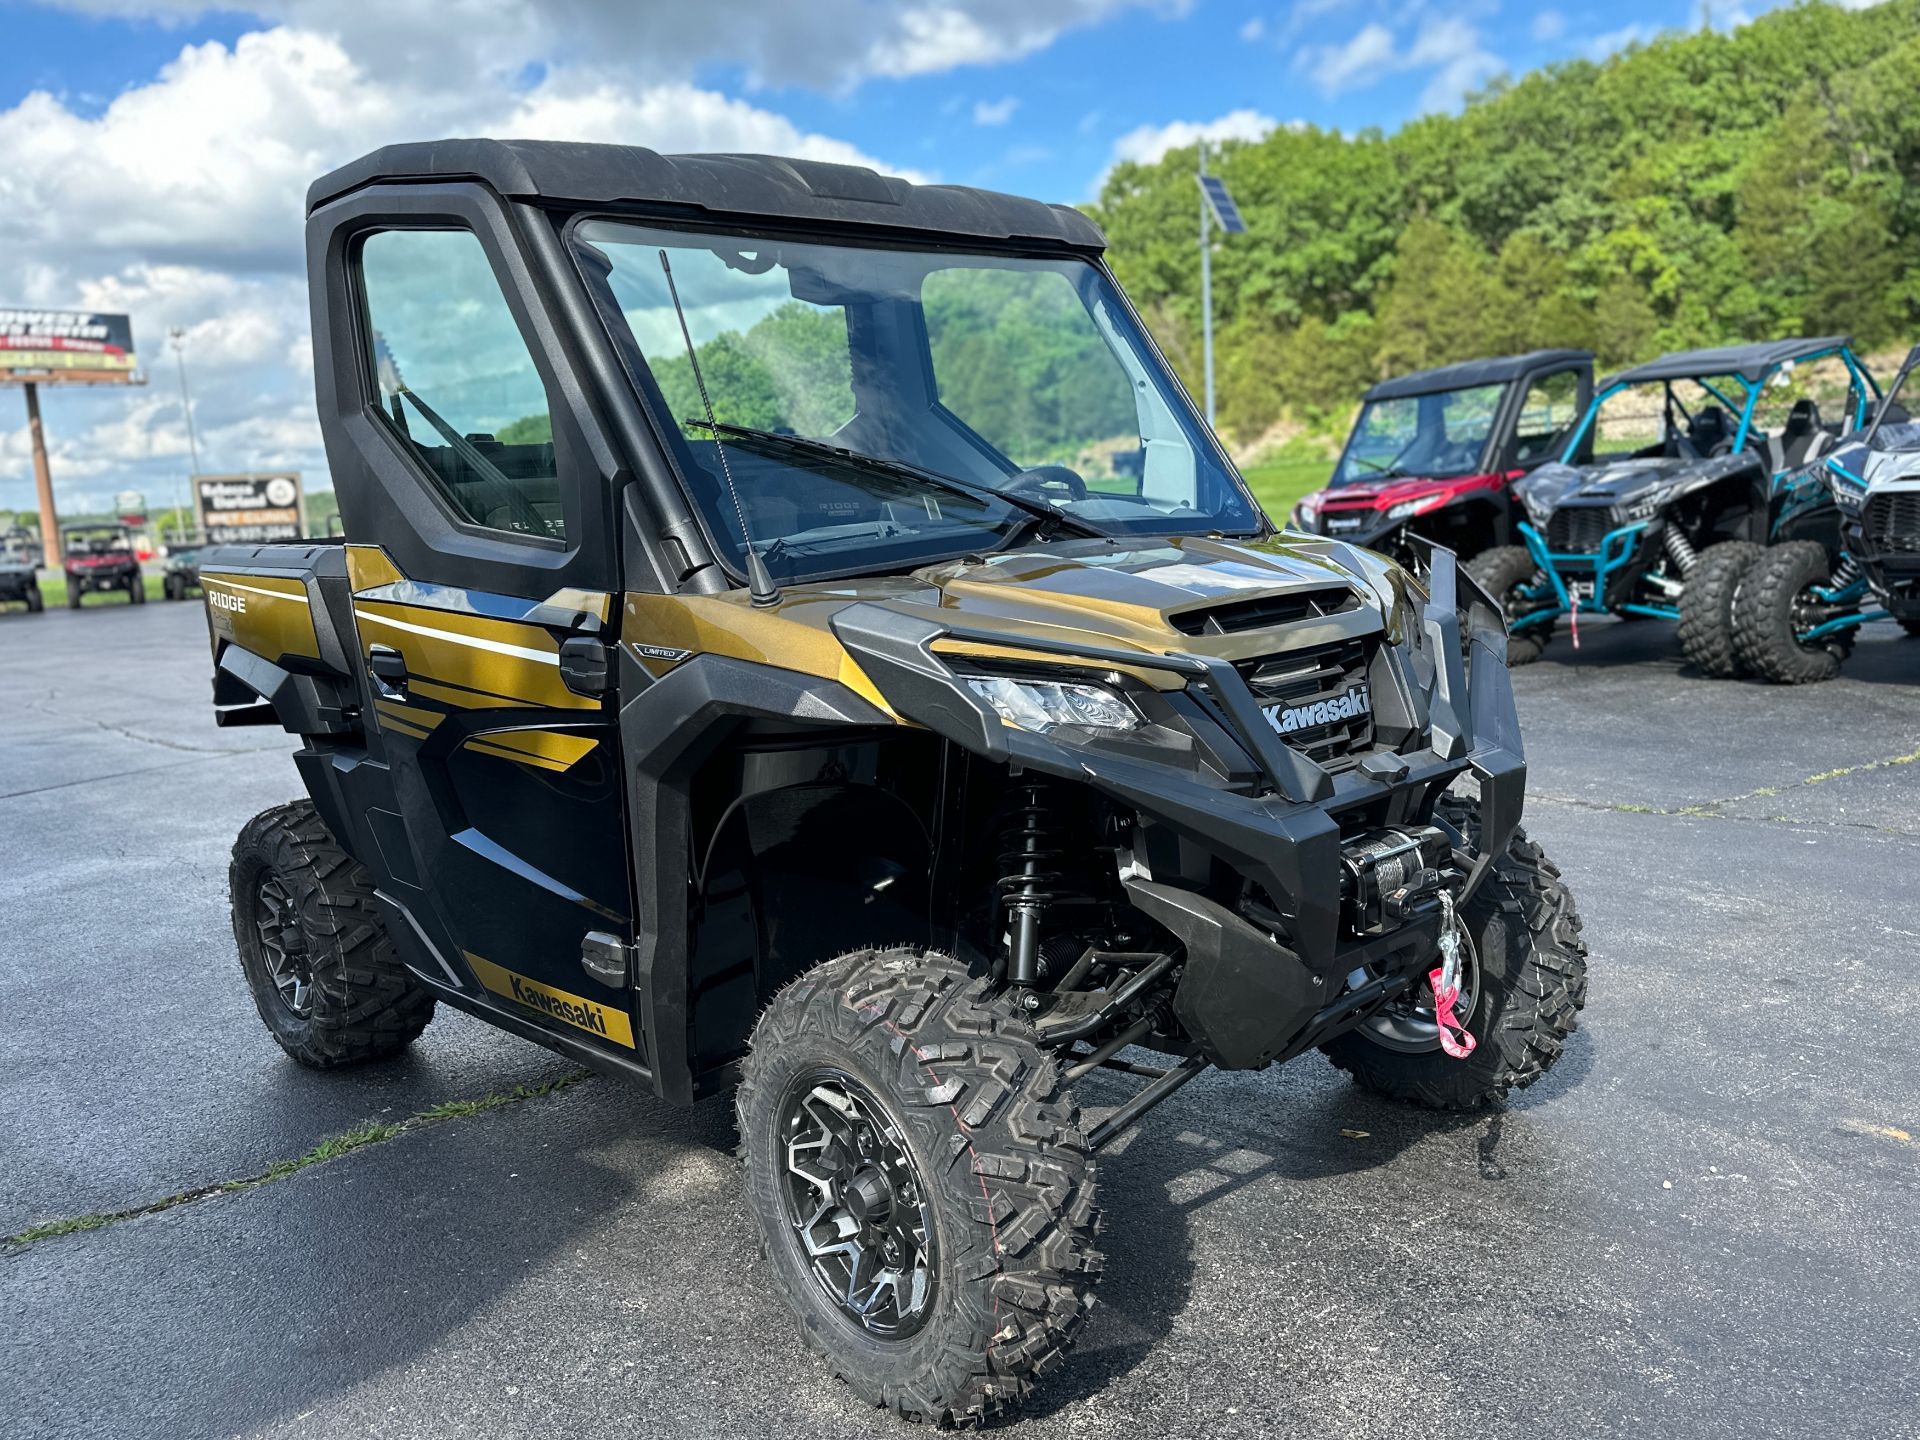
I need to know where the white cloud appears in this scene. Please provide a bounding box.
[1108,108,1280,168]
[1530,9,1566,42]
[0,25,923,515]
[1295,15,1500,113]
[972,95,1020,126]
[40,0,1186,90]
[1584,22,1659,59]
[1239,15,1267,42]
[1299,22,1397,97]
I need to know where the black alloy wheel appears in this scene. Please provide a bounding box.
[776,1069,938,1338]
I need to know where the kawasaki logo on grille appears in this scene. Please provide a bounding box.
[1262,683,1371,737]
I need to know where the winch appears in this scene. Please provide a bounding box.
[1338,824,1456,936]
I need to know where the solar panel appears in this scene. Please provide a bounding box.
[1198,175,1247,234]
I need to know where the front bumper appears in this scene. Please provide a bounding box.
[833,546,1524,1069]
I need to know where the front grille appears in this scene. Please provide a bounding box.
[1238,637,1374,770]
[1545,506,1614,555]
[1169,587,1359,636]
[1862,493,1920,555]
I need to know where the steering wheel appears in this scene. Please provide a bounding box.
[1008,465,1088,501]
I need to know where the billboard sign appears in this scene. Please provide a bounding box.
[0,309,138,378]
[195,473,304,544]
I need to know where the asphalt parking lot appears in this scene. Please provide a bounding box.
[3,600,1917,1440]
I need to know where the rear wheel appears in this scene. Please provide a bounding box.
[229,800,434,1066]
[1321,794,1588,1110]
[128,573,146,605]
[738,947,1100,1428]
[1466,545,1554,665]
[1732,541,1854,685]
[1676,540,1760,678]
[24,586,43,613]
[67,581,82,609]
[163,574,184,601]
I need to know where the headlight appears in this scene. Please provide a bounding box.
[965,677,1140,733]
[1291,491,1325,531]
[1385,493,1446,522]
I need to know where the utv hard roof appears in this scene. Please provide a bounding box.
[1363,349,1592,402]
[1604,336,1853,388]
[309,139,1106,252]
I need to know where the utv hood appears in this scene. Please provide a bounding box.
[910,534,1407,659]
[1315,472,1499,509]
[1515,453,1757,524]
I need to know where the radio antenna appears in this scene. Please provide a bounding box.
[658,248,779,608]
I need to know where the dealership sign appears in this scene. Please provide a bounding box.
[0,309,138,377]
[195,473,304,543]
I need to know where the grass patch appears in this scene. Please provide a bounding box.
[24,572,170,608]
[1241,452,1332,526]
[3,1071,590,1252]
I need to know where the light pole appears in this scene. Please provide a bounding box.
[169,325,202,540]
[1199,141,1214,427]
[1195,142,1246,431]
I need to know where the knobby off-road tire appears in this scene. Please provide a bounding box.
[738,948,1100,1428]
[1732,540,1852,685]
[24,586,43,613]
[163,574,184,601]
[1676,540,1759,678]
[1321,794,1588,1110]
[1899,617,1920,639]
[128,575,146,605]
[229,800,434,1067]
[66,583,82,610]
[1466,545,1553,665]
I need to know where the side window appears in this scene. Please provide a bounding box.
[358,229,564,540]
[1512,370,1583,466]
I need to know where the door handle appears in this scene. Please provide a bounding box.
[368,644,410,697]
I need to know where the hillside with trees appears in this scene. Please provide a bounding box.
[1090,0,1920,447]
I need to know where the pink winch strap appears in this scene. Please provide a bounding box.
[1427,966,1477,1060]
[1570,593,1581,650]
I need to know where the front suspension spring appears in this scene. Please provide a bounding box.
[997,782,1063,988]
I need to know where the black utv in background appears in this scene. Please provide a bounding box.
[196,140,1589,1428]
[1732,341,1920,683]
[0,529,43,613]
[1469,338,1879,671]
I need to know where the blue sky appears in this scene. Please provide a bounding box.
[0,0,1807,514]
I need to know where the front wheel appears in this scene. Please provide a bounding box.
[1676,540,1760,679]
[24,586,43,613]
[1321,794,1588,1110]
[128,574,146,605]
[67,582,82,610]
[1466,545,1555,665]
[738,948,1100,1427]
[1732,541,1854,685]
[1899,617,1920,639]
[164,574,184,601]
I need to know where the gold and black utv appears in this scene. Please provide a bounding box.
[199,140,1588,1427]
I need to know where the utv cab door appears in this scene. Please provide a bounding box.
[315,190,641,1070]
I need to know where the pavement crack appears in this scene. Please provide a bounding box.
[0,747,283,802]
[23,700,240,754]
[1528,743,1920,835]
[2,1071,592,1254]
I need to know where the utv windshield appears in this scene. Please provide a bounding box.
[1330,383,1502,486]
[572,221,1259,583]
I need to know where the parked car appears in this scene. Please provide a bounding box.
[1290,350,1592,562]
[194,138,1590,1429]
[1467,337,1879,668]
[62,523,145,608]
[162,538,208,601]
[1731,341,1920,682]
[0,529,43,613]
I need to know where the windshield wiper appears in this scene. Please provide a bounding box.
[687,421,1108,541]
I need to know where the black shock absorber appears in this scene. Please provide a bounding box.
[997,782,1062,988]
